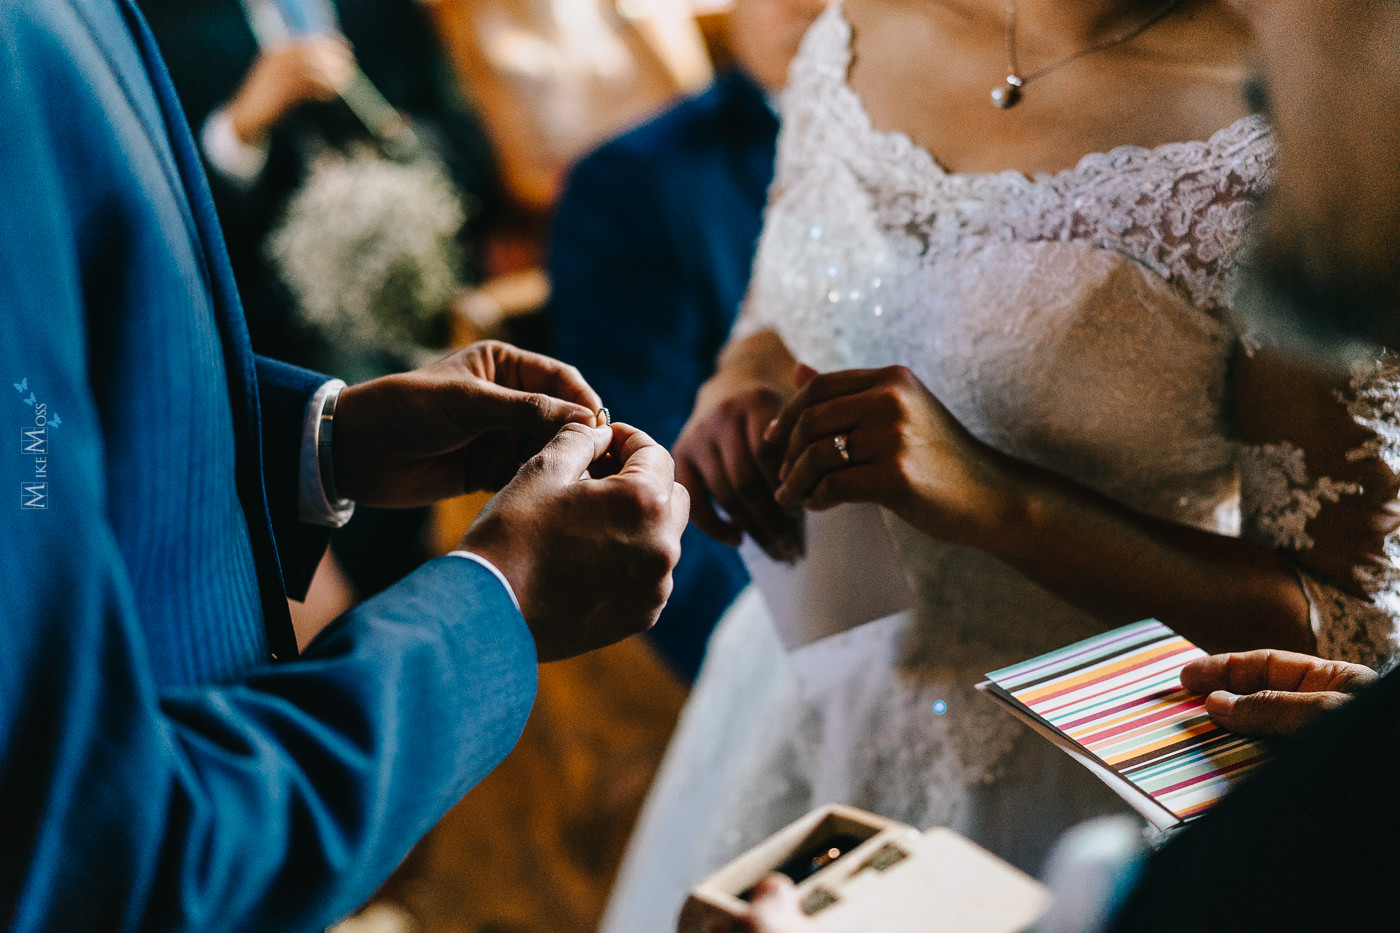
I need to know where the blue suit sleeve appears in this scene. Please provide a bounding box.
[255,355,332,600]
[548,145,714,449]
[0,537,537,931]
[0,12,538,931]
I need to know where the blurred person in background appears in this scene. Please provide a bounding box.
[547,0,827,681]
[139,0,501,370]
[139,0,505,611]
[431,0,713,215]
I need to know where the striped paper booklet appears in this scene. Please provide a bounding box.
[979,620,1270,830]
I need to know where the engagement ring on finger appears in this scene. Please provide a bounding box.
[833,433,850,463]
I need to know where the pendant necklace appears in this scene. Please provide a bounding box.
[991,0,1186,109]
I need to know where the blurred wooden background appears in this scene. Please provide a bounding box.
[378,637,688,932]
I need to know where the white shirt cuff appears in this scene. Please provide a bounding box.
[299,379,355,528]
[201,107,270,188]
[447,551,522,612]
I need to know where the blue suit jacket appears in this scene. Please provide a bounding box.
[547,70,776,681]
[0,2,535,929]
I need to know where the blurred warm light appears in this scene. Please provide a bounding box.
[429,0,713,211]
[684,0,734,13]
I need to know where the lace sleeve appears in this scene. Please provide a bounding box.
[1234,346,1400,670]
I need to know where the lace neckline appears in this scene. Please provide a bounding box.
[814,1,1266,190]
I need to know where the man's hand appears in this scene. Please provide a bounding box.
[333,341,603,508]
[463,422,689,661]
[1182,649,1378,736]
[740,877,808,933]
[227,38,356,146]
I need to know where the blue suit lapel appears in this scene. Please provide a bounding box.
[75,0,300,660]
[67,0,208,282]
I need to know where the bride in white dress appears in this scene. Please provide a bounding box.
[602,0,1400,928]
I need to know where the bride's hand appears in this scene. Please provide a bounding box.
[766,365,1018,547]
[674,380,804,562]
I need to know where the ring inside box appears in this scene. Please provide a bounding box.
[738,826,871,901]
[688,804,917,922]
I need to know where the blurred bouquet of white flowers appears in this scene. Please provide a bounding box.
[267,147,467,352]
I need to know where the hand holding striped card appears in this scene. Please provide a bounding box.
[979,620,1271,829]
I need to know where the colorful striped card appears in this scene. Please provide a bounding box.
[980,620,1270,828]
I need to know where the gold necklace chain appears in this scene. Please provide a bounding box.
[991,0,1187,108]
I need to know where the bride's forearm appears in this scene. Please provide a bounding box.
[962,450,1316,655]
[694,329,800,413]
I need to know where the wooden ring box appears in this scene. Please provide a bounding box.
[680,804,1048,933]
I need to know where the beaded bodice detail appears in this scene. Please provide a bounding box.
[756,5,1269,310]
[737,5,1277,661]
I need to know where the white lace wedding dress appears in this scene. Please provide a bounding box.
[601,7,1400,930]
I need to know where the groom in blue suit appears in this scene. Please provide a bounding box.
[0,1,687,930]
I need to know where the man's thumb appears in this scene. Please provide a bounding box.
[524,423,611,484]
[746,874,804,932]
[1208,688,1345,737]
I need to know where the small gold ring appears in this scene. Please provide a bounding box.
[833,433,850,463]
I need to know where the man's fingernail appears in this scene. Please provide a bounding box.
[763,419,779,443]
[1211,690,1238,714]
